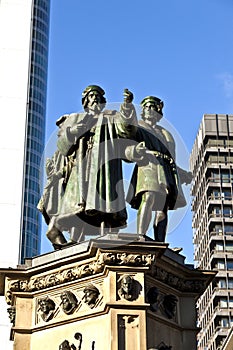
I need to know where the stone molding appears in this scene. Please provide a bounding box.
[151,265,206,293]
[5,251,155,304]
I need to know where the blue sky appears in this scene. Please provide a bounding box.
[41,0,233,263]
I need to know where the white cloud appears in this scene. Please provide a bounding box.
[217,72,233,98]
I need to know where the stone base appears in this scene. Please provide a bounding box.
[0,234,214,350]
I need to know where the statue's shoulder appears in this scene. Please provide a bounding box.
[66,112,86,122]
[138,120,147,128]
[56,112,86,128]
[138,120,152,133]
[103,109,118,116]
[158,125,175,143]
[56,114,69,127]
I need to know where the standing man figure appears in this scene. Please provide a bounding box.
[45,85,136,247]
[126,96,191,241]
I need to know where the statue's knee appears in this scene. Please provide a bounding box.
[143,192,155,206]
[156,210,167,223]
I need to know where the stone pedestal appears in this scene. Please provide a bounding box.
[0,235,214,350]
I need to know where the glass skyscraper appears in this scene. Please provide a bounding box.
[20,0,50,263]
[0,1,50,347]
[0,0,50,266]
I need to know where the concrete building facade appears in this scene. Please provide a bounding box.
[191,114,233,350]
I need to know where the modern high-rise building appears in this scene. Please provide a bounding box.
[0,0,50,348]
[0,0,50,266]
[191,114,233,350]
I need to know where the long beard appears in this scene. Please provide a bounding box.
[144,110,162,123]
[88,102,103,114]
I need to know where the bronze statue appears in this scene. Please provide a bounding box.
[60,291,78,315]
[126,96,192,241]
[40,86,191,247]
[38,115,69,248]
[42,85,136,248]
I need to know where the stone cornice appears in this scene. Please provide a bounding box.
[4,250,157,303]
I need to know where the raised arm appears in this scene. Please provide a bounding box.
[117,88,138,140]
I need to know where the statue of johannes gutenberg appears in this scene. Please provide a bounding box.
[39,85,137,248]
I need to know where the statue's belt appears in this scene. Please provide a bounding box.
[145,150,175,165]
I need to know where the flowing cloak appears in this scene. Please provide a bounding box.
[126,120,187,211]
[37,150,68,225]
[56,108,136,230]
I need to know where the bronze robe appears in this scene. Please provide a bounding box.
[56,109,136,230]
[126,120,186,211]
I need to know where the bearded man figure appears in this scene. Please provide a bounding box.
[46,85,136,248]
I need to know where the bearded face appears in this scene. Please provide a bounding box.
[86,90,104,113]
[143,102,162,123]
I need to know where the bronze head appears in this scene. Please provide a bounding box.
[141,96,164,123]
[82,85,106,112]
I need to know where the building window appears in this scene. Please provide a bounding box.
[211,170,220,182]
[212,206,221,216]
[218,279,226,288]
[215,242,224,251]
[224,225,233,234]
[223,207,232,217]
[228,279,233,288]
[226,242,233,252]
[213,225,223,234]
[219,298,227,308]
[220,317,229,328]
[223,191,232,199]
[215,260,225,269]
[226,260,233,270]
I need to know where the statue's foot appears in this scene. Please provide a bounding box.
[53,242,64,250]
[46,216,67,248]
[46,225,67,250]
[53,240,77,250]
[137,234,147,241]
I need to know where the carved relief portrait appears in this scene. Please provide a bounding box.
[38,296,56,322]
[162,294,178,319]
[83,284,100,308]
[7,306,16,326]
[146,286,178,320]
[60,290,78,315]
[117,274,142,301]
